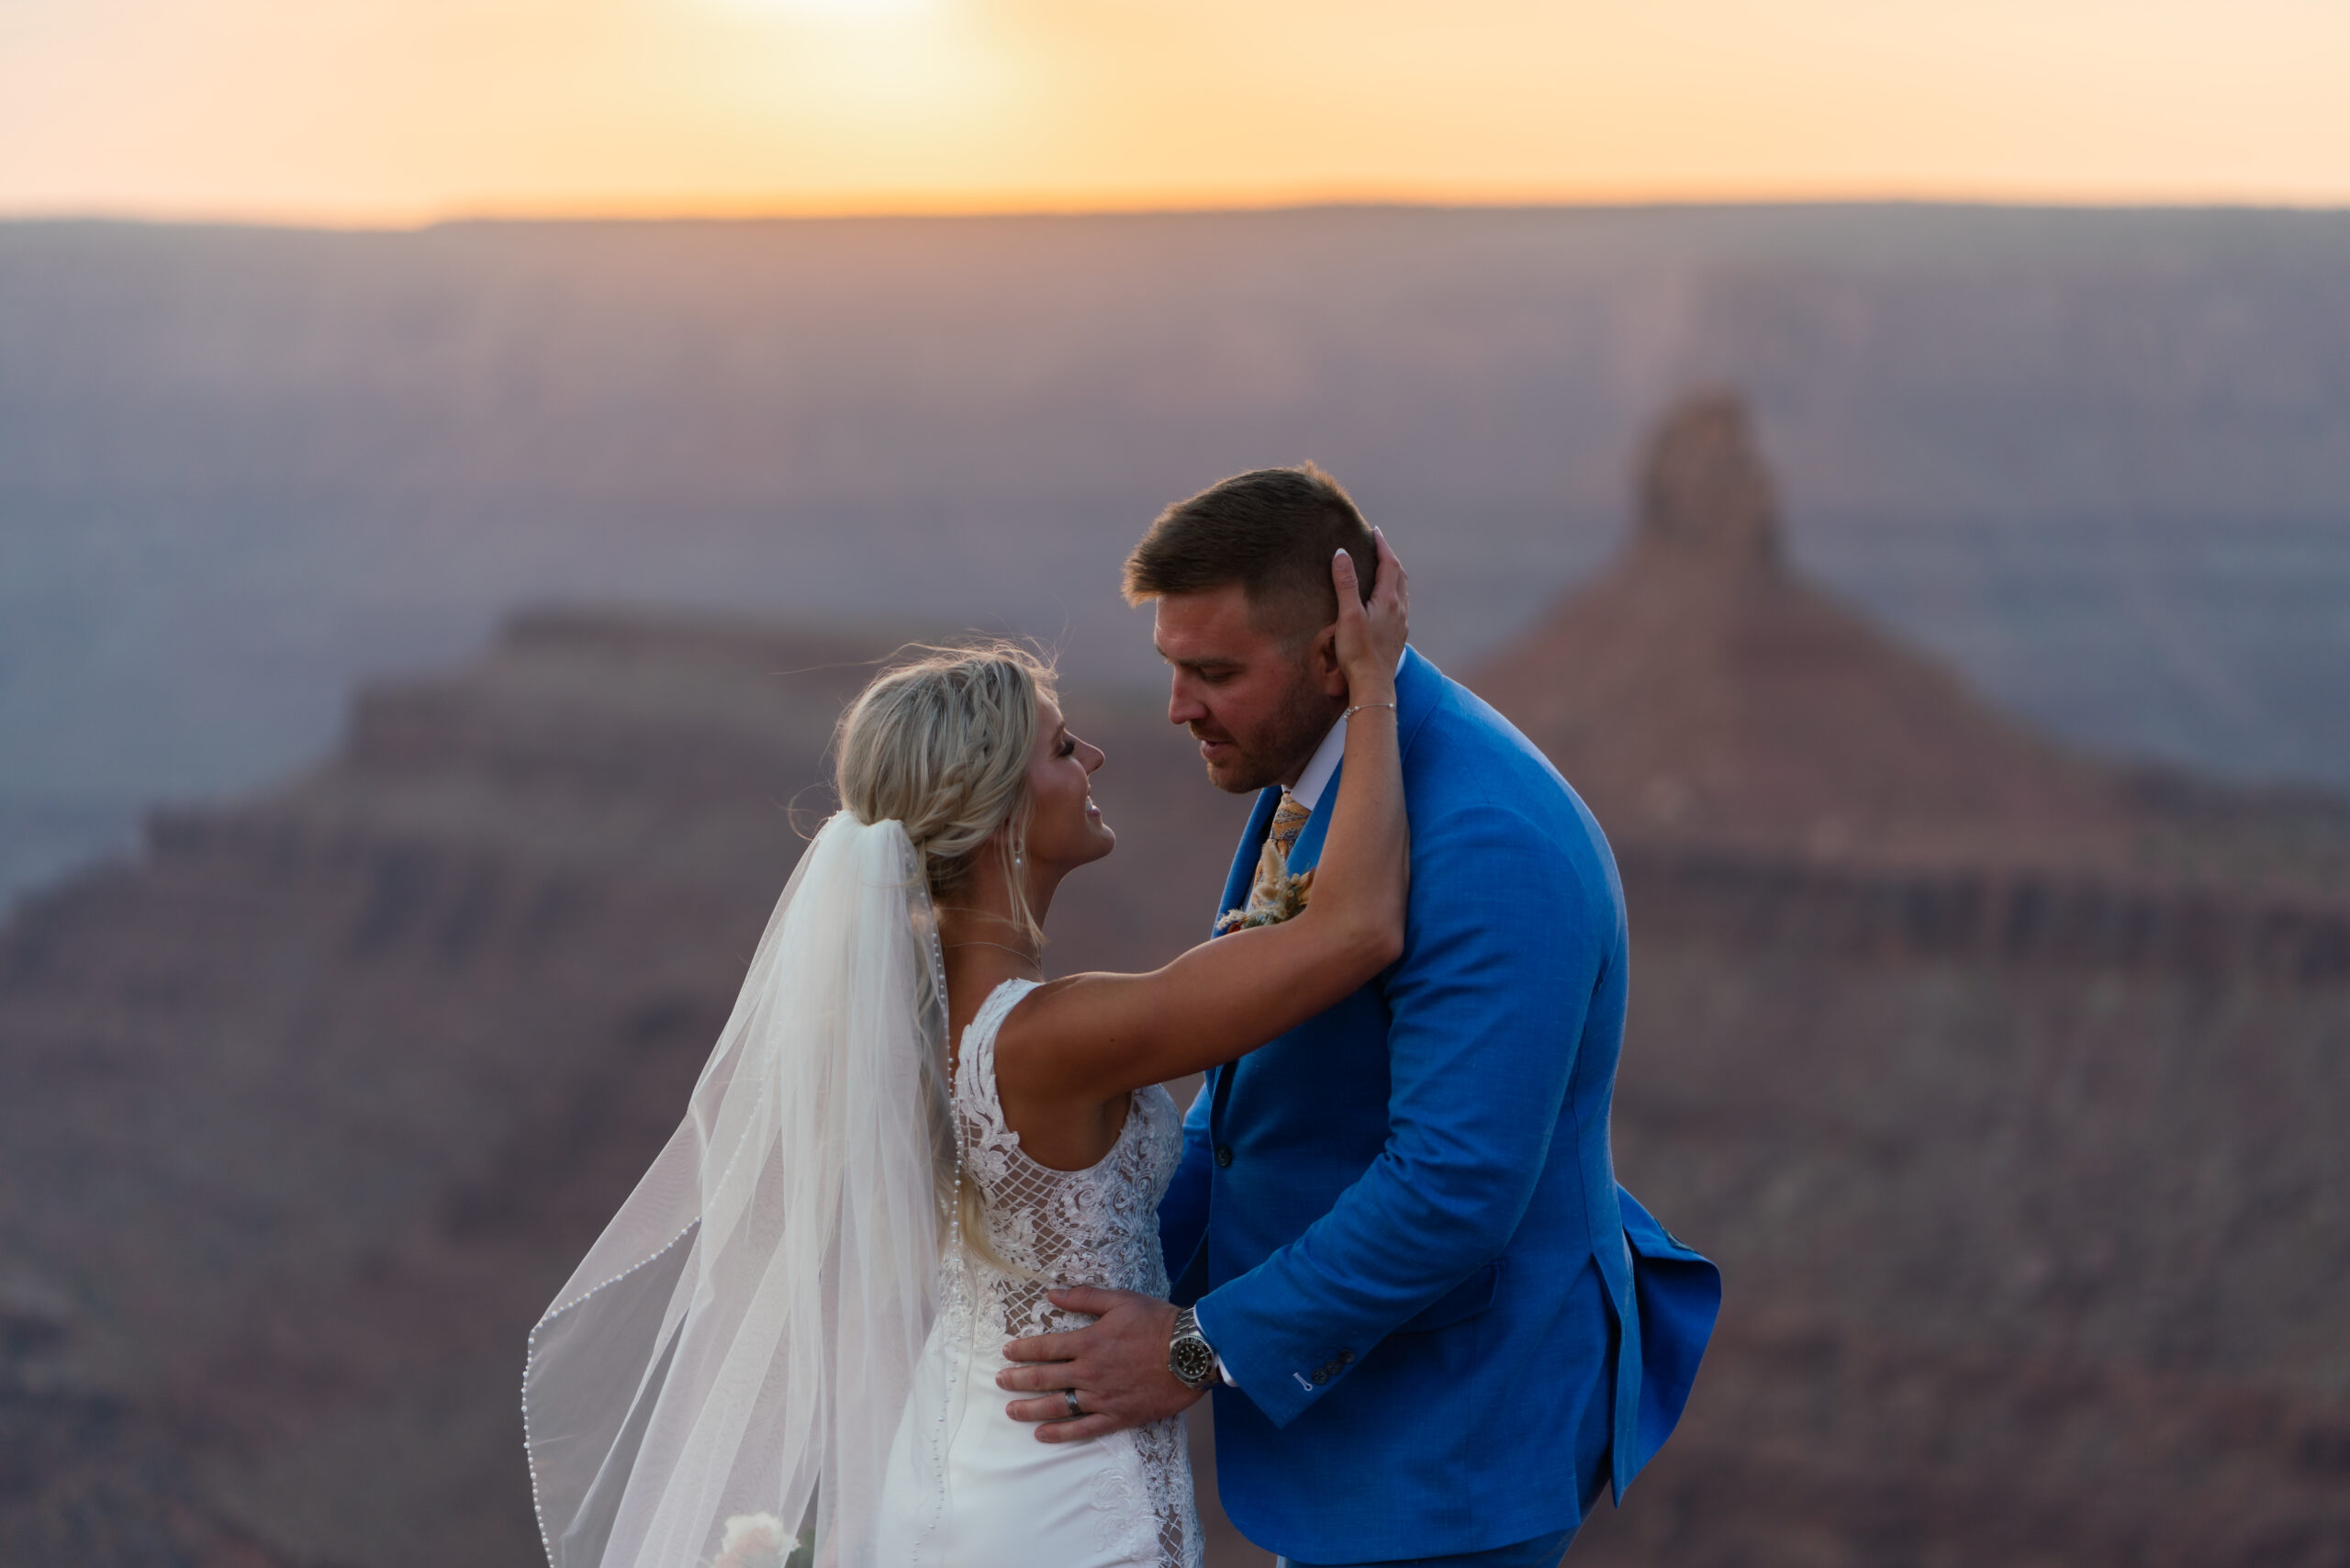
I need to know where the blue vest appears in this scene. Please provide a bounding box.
[1158,648,1719,1563]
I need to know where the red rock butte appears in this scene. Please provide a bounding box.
[1473,390,2333,882]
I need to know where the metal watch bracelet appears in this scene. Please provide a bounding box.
[1168,1305,1220,1391]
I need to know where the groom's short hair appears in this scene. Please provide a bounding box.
[1122,464,1377,641]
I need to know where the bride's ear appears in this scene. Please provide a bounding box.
[978,817,1027,870]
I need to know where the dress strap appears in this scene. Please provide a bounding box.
[954,976,1042,1127]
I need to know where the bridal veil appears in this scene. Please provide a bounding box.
[523,813,957,1568]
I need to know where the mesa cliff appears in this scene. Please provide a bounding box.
[3,397,2345,1567]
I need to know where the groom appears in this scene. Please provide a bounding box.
[999,465,1719,1566]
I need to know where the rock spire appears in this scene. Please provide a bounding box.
[1635,388,1781,571]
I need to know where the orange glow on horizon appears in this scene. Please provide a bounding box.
[3,0,2346,226]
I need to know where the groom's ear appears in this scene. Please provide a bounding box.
[1309,621,1348,698]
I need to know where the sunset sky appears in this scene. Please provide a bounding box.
[3,0,2345,223]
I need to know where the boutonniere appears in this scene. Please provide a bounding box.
[1215,839,1315,934]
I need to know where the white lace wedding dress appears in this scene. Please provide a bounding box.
[876,978,1204,1567]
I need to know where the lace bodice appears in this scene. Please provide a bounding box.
[946,978,1200,1567]
[953,978,1184,1334]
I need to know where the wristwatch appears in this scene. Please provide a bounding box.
[1168,1306,1221,1391]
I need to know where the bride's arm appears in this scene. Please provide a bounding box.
[1000,535,1411,1106]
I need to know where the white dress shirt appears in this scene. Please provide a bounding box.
[1290,647,1406,811]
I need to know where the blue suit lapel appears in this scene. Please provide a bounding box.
[1215,786,1283,936]
[1284,767,1337,874]
[1204,649,1438,1134]
[1204,786,1283,1127]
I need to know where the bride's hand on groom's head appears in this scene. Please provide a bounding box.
[1334,526,1409,698]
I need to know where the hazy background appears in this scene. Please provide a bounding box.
[6,203,2350,910]
[8,0,2350,912]
[6,5,2350,1566]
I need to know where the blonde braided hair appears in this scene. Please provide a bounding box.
[834,639,1058,1273]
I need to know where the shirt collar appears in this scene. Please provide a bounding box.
[1286,648,1406,812]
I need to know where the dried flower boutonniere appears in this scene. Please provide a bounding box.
[1214,839,1315,934]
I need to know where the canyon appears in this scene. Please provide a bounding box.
[2,394,2345,1565]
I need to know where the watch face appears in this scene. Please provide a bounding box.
[1170,1338,1217,1386]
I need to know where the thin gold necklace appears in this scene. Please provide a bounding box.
[942,939,1044,973]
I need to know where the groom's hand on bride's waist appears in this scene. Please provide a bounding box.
[997,1286,1203,1442]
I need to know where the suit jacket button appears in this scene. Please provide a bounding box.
[1337,1350,1355,1365]
[1214,1145,1234,1168]
[1312,1368,1330,1383]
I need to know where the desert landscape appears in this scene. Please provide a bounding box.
[8,207,2350,912]
[3,379,2344,1565]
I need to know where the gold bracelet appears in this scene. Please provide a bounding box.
[1343,700,1397,720]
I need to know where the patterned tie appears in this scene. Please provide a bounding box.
[1269,790,1312,862]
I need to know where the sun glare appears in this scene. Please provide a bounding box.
[717,0,932,21]
[2,0,2345,220]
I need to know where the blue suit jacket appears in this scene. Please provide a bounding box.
[1158,648,1720,1562]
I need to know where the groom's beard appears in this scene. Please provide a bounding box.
[1191,673,1338,795]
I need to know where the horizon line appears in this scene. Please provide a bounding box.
[8,186,2350,234]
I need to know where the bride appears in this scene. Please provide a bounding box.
[523,538,1409,1568]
